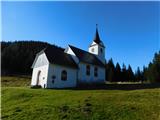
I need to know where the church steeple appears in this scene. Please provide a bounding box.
[93,24,102,44]
[88,24,106,64]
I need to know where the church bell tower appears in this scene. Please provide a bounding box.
[88,25,106,64]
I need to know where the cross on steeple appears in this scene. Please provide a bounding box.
[96,24,98,28]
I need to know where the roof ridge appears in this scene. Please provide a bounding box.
[69,44,105,67]
[69,44,96,56]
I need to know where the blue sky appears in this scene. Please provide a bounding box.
[2,1,160,71]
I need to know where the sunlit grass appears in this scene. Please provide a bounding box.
[1,76,160,120]
[2,87,160,120]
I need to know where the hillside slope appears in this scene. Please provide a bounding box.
[2,87,160,120]
[1,76,31,87]
[1,41,64,75]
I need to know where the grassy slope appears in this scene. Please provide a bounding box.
[1,76,30,87]
[1,76,160,120]
[2,87,160,120]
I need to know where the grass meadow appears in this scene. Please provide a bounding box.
[1,76,160,120]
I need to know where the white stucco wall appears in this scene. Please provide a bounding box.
[31,65,49,88]
[89,43,98,55]
[78,62,105,83]
[31,52,49,88]
[47,64,77,88]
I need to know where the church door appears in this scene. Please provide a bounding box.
[36,70,41,85]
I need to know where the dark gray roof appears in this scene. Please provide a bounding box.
[41,45,78,68]
[69,45,105,67]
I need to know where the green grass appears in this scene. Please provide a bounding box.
[1,76,30,87]
[1,77,160,120]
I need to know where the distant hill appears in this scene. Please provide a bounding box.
[1,41,64,75]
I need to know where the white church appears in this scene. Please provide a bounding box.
[31,26,106,88]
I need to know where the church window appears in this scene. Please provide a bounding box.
[91,48,94,52]
[52,75,56,84]
[86,65,90,75]
[61,70,67,81]
[94,67,98,77]
[100,48,103,53]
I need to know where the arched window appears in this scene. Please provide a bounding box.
[94,67,98,77]
[61,70,67,81]
[86,65,90,75]
[100,48,103,53]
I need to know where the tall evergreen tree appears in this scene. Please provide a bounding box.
[115,63,121,82]
[106,59,115,82]
[121,64,127,82]
[127,65,134,81]
[145,51,160,82]
[135,67,142,82]
[142,66,147,83]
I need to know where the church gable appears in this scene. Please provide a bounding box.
[64,46,76,56]
[31,52,49,68]
[64,46,80,64]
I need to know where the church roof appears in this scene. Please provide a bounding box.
[69,45,105,67]
[41,45,78,68]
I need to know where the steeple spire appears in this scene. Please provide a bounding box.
[93,24,102,44]
[89,24,106,64]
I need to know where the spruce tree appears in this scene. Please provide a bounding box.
[122,64,127,82]
[135,67,142,82]
[145,51,160,82]
[106,59,115,82]
[115,63,121,82]
[127,65,134,82]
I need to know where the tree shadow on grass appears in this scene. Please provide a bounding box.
[53,83,160,91]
